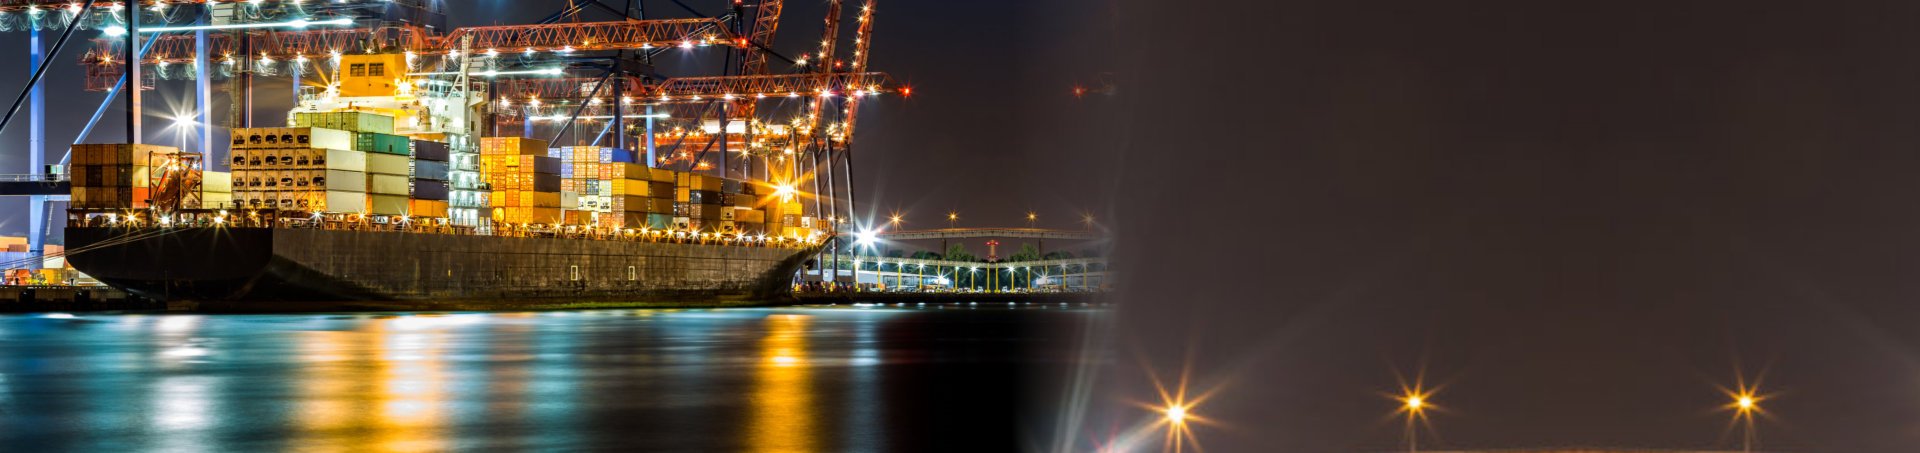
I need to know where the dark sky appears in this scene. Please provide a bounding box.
[1099,0,1920,451]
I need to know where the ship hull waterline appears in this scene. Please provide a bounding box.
[65,227,819,312]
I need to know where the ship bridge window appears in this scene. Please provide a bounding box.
[369,63,386,77]
[628,266,636,281]
[571,265,580,281]
[350,63,367,77]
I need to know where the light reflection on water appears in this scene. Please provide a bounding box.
[748,314,817,453]
[0,306,1095,451]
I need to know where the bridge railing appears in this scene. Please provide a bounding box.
[865,227,1106,241]
[0,174,68,183]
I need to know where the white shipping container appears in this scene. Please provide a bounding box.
[202,171,233,193]
[309,128,355,151]
[368,174,411,195]
[325,190,367,214]
[324,169,367,192]
[325,149,368,172]
[202,192,233,206]
[366,153,411,176]
[368,194,408,215]
[561,191,579,210]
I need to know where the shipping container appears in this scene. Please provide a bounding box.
[478,137,551,156]
[685,190,723,205]
[324,190,367,213]
[365,153,411,176]
[412,140,450,162]
[532,173,561,192]
[71,143,176,165]
[562,210,597,225]
[412,160,449,181]
[493,207,563,225]
[675,172,726,191]
[369,194,409,215]
[320,169,368,192]
[324,148,368,172]
[353,132,412,156]
[292,111,396,134]
[202,192,234,208]
[408,199,449,218]
[412,179,450,200]
[231,127,353,150]
[647,168,674,182]
[368,174,411,195]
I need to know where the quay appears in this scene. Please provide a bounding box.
[0,285,156,312]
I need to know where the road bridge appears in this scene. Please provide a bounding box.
[873,227,1103,241]
[0,174,69,196]
[805,254,1111,293]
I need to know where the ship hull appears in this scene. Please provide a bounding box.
[65,227,814,311]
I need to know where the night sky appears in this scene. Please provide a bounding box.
[1101,0,1920,451]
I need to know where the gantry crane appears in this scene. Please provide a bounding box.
[1,0,902,266]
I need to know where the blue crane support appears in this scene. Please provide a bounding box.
[28,26,44,267]
[196,5,211,166]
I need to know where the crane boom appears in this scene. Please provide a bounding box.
[841,0,876,140]
[492,72,895,108]
[80,18,743,90]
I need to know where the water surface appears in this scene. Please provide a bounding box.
[0,305,1098,452]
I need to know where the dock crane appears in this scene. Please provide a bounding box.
[1,0,902,269]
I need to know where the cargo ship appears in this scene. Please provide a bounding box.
[60,52,836,311]
[62,135,828,311]
[63,221,820,311]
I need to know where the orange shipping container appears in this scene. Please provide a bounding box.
[409,199,449,218]
[479,137,550,156]
[497,207,562,225]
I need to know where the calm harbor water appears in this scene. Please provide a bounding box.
[0,305,1101,452]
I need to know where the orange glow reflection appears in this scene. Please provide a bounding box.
[294,316,452,452]
[746,314,818,453]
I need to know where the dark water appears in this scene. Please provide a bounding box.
[0,305,1101,452]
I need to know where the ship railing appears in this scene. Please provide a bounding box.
[66,208,824,250]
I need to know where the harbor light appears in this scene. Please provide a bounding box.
[103,17,354,37]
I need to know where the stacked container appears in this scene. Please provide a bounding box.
[293,111,397,135]
[673,172,728,232]
[480,137,562,225]
[230,127,365,212]
[767,200,811,239]
[68,144,176,209]
[602,164,675,229]
[410,140,451,218]
[556,146,639,225]
[363,137,411,216]
[729,184,767,235]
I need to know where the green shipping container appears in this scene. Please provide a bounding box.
[293,112,396,134]
[354,132,412,156]
[647,213,674,230]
